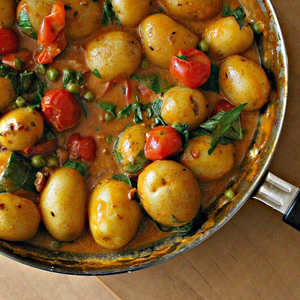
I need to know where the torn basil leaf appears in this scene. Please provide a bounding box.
[112,174,132,186]
[222,4,247,29]
[131,73,162,94]
[201,63,220,93]
[152,99,166,125]
[92,69,102,79]
[17,11,38,40]
[63,69,84,88]
[64,160,89,177]
[28,80,47,111]
[101,0,121,26]
[96,101,116,117]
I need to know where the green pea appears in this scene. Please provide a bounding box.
[106,134,113,144]
[47,157,59,169]
[66,82,81,94]
[31,154,47,169]
[198,40,209,53]
[15,97,26,107]
[15,58,23,69]
[47,67,60,82]
[52,241,62,249]
[252,21,263,35]
[225,189,235,200]
[83,91,95,102]
[37,64,46,75]
[45,130,56,141]
[105,112,114,122]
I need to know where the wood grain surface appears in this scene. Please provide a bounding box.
[0,0,299,299]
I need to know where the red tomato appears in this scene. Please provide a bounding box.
[145,126,182,161]
[211,100,235,116]
[67,133,97,162]
[0,28,19,55]
[170,48,211,89]
[41,89,81,131]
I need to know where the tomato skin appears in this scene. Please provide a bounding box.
[41,89,81,131]
[0,29,19,55]
[145,126,182,161]
[67,133,97,162]
[211,99,235,116]
[170,48,211,89]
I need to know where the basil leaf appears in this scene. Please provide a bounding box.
[131,73,161,94]
[92,69,102,79]
[20,71,35,94]
[102,0,121,26]
[65,160,89,177]
[96,101,116,117]
[222,4,247,29]
[172,123,189,151]
[201,63,220,93]
[112,174,132,186]
[28,80,47,111]
[114,149,123,164]
[122,150,148,174]
[17,11,38,40]
[63,69,84,88]
[152,99,166,125]
[117,104,132,119]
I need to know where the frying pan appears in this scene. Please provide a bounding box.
[0,0,291,275]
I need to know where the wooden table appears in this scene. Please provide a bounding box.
[1,0,300,299]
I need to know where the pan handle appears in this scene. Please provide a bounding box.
[252,172,300,231]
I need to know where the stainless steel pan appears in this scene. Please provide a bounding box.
[0,0,290,275]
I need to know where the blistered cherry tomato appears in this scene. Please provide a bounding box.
[170,48,211,89]
[211,99,235,116]
[0,29,19,55]
[145,126,182,161]
[67,133,97,161]
[41,89,81,131]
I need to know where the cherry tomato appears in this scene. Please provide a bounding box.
[170,48,211,89]
[0,29,19,55]
[41,89,81,131]
[145,126,182,161]
[67,133,97,162]
[211,99,235,116]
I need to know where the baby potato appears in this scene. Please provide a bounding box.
[140,13,199,69]
[138,160,201,226]
[159,0,223,21]
[0,194,41,241]
[40,167,87,242]
[86,31,142,82]
[219,55,271,111]
[161,86,209,130]
[115,124,150,174]
[203,16,254,61]
[0,108,44,151]
[17,0,102,40]
[180,135,235,182]
[0,77,15,112]
[88,179,142,249]
[111,0,151,27]
[0,0,17,28]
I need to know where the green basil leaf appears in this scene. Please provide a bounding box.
[92,69,102,79]
[152,98,166,125]
[131,73,161,94]
[17,11,38,40]
[122,150,148,173]
[64,160,89,177]
[222,4,247,29]
[117,104,132,119]
[112,174,132,186]
[96,101,116,117]
[172,123,189,151]
[63,69,84,88]
[201,63,220,93]
[28,80,47,111]
[102,0,121,25]
[114,150,123,165]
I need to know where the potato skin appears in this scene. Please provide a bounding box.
[161,86,209,130]
[0,194,41,241]
[140,13,199,69]
[219,55,271,111]
[159,0,223,21]
[111,0,151,27]
[203,16,254,61]
[40,167,87,242]
[0,0,17,28]
[88,179,142,249]
[138,160,201,226]
[0,108,44,151]
[180,135,235,182]
[17,0,102,40]
[86,31,142,82]
[0,77,15,112]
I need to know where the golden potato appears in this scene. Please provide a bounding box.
[138,160,201,226]
[161,86,209,130]
[115,124,150,174]
[180,135,235,181]
[0,194,41,241]
[40,167,87,242]
[159,0,223,21]
[140,13,199,69]
[88,179,142,249]
[86,31,142,82]
[0,0,17,28]
[17,0,102,40]
[111,0,151,27]
[0,77,15,112]
[219,55,271,111]
[203,16,254,61]
[0,108,44,151]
